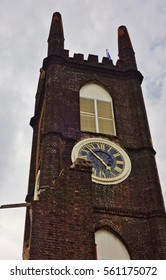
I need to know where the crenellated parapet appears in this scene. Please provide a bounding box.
[43,49,116,70]
[47,12,137,72]
[42,49,142,83]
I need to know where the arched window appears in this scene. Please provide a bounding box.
[80,83,116,135]
[95,228,130,260]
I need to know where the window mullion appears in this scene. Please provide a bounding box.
[111,102,116,135]
[94,99,99,133]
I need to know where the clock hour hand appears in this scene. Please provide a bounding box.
[86,146,111,171]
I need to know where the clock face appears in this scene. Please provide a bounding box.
[71,138,131,185]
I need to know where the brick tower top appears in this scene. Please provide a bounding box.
[46,12,138,73]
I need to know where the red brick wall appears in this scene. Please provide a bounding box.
[29,165,96,259]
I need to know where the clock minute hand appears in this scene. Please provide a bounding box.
[86,146,111,171]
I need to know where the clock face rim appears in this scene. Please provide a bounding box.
[71,138,131,185]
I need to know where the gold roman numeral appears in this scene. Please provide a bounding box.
[92,168,97,177]
[80,148,88,154]
[96,143,105,150]
[86,143,96,150]
[116,160,124,165]
[79,155,87,159]
[99,171,107,178]
[114,166,123,173]
[113,152,121,158]
[107,146,112,153]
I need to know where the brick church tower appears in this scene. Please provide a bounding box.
[23,12,166,259]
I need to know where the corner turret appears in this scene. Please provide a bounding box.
[117,26,137,70]
[47,12,64,56]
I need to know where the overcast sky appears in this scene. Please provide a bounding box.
[0,0,165,259]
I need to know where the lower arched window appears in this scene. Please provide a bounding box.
[95,228,130,260]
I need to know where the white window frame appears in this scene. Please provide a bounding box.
[80,83,116,135]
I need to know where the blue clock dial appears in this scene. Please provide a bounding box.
[78,141,125,180]
[71,138,131,185]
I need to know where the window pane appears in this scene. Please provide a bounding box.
[80,114,96,132]
[80,98,95,114]
[98,118,115,135]
[97,100,113,119]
